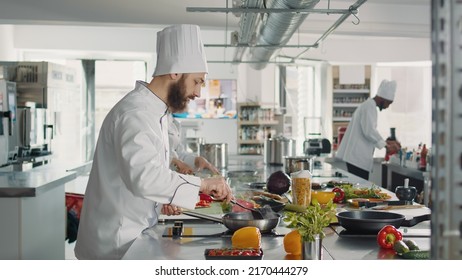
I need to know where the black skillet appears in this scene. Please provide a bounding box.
[336,210,431,233]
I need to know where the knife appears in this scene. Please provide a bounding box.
[371,204,425,210]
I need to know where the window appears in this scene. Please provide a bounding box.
[280,64,322,154]
[94,61,147,140]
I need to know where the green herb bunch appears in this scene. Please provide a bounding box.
[283,200,336,242]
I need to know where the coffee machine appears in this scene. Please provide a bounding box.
[13,106,53,158]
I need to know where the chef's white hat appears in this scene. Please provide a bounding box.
[376,79,397,101]
[153,24,208,76]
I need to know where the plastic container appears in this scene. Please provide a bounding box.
[290,169,312,207]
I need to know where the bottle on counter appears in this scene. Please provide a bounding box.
[385,127,398,161]
[419,144,428,171]
[388,127,397,141]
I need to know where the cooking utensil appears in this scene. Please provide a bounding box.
[264,136,296,165]
[230,199,264,219]
[199,143,228,170]
[182,211,281,233]
[336,210,430,233]
[251,196,285,212]
[395,178,417,204]
[283,156,313,174]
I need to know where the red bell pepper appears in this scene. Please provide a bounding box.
[199,193,213,202]
[332,187,345,203]
[377,225,403,249]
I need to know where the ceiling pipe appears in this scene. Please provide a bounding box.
[246,0,320,70]
[232,0,264,63]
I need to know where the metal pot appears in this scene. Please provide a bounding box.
[186,137,204,153]
[336,210,431,233]
[284,156,313,174]
[199,143,228,170]
[264,136,296,165]
[182,211,281,233]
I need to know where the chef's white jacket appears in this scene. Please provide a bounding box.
[168,113,197,168]
[336,98,386,172]
[74,81,201,260]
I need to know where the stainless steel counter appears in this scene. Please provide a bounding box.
[0,168,76,197]
[122,157,431,260]
[0,161,83,259]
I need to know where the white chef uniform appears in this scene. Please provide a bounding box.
[168,113,197,168]
[336,79,397,172]
[75,24,208,259]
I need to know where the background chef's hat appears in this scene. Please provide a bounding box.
[153,24,208,76]
[376,79,397,101]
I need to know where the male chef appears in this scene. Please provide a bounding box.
[336,79,401,180]
[75,24,233,260]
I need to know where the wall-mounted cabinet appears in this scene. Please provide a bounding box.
[331,65,371,149]
[237,103,278,155]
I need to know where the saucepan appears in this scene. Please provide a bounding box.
[182,211,281,233]
[336,210,431,233]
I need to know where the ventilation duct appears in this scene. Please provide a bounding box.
[232,0,264,62]
[234,0,320,70]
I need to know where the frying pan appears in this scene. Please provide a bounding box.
[336,210,431,233]
[182,211,281,233]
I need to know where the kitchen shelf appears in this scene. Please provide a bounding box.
[238,120,279,125]
[331,65,371,149]
[238,140,265,144]
[333,89,370,93]
[332,103,362,108]
[333,117,352,122]
[237,102,278,155]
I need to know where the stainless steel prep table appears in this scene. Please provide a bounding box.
[122,158,431,260]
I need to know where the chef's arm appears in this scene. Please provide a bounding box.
[359,113,386,149]
[114,110,201,210]
[194,156,220,174]
[171,158,194,174]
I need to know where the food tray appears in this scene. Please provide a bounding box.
[204,248,263,260]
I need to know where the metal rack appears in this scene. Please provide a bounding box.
[431,0,462,259]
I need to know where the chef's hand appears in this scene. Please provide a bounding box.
[200,177,233,203]
[195,156,220,175]
[171,158,194,175]
[161,204,182,216]
[386,140,401,154]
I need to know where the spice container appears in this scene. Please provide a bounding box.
[290,169,312,207]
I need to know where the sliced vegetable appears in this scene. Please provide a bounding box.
[199,193,213,202]
[332,187,345,203]
[377,225,403,249]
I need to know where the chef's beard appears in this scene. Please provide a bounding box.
[378,101,385,111]
[167,75,189,113]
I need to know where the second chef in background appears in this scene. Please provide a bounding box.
[336,79,401,180]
